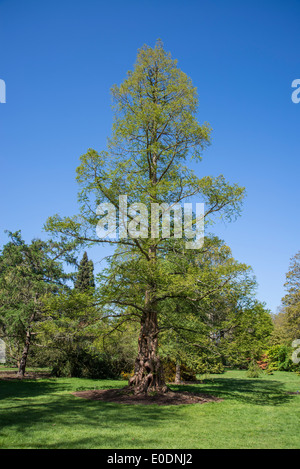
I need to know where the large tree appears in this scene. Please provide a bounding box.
[46,41,245,394]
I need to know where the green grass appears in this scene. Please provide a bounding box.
[0,369,300,448]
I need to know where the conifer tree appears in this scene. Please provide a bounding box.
[46,41,246,394]
[75,252,95,292]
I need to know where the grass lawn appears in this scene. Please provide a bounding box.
[0,368,300,449]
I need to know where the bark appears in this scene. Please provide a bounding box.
[175,359,181,384]
[128,242,168,394]
[17,331,31,378]
[128,309,168,394]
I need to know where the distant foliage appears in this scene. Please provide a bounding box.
[74,252,95,291]
[271,251,300,346]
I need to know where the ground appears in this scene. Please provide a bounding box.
[72,387,222,405]
[0,367,300,449]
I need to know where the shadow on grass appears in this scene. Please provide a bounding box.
[0,380,188,448]
[0,378,123,401]
[0,378,71,400]
[170,377,293,406]
[0,375,298,448]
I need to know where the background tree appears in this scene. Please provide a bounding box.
[219,301,273,368]
[265,251,300,372]
[270,251,300,346]
[280,251,300,340]
[74,251,95,291]
[46,41,245,394]
[37,291,139,378]
[0,231,73,377]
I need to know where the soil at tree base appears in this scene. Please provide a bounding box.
[72,387,222,405]
[0,370,52,380]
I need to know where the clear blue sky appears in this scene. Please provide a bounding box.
[0,0,299,314]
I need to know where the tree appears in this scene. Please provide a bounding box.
[74,251,95,291]
[0,231,72,377]
[219,301,273,367]
[46,41,245,394]
[271,251,300,345]
[37,289,104,377]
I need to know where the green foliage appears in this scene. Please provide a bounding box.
[265,344,297,372]
[246,359,262,378]
[271,251,300,347]
[36,289,103,377]
[45,42,246,360]
[196,360,225,375]
[74,251,95,291]
[36,289,139,378]
[50,349,117,379]
[0,231,72,368]
[219,302,274,368]
[162,360,197,382]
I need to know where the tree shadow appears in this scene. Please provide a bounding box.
[170,377,294,406]
[0,379,187,443]
[0,375,296,448]
[0,378,73,401]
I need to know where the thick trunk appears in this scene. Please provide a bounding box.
[128,146,168,394]
[175,359,181,384]
[128,309,168,394]
[17,331,31,378]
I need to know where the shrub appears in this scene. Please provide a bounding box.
[246,359,262,378]
[120,371,134,381]
[50,349,120,379]
[265,345,297,372]
[163,360,196,382]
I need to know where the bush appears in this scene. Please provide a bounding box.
[50,349,119,379]
[246,359,262,378]
[265,345,297,372]
[120,371,134,381]
[163,360,196,382]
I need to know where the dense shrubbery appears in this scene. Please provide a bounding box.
[265,345,297,372]
[50,350,117,379]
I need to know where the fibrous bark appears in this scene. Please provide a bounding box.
[128,309,168,394]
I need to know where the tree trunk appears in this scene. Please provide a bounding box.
[128,309,168,394]
[17,331,31,378]
[175,359,181,384]
[128,241,168,394]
